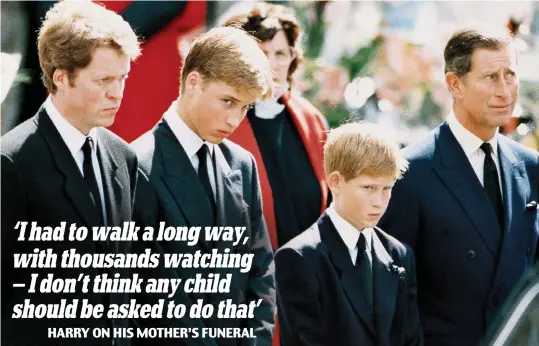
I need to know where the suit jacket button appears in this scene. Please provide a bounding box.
[487,300,494,308]
[467,250,476,259]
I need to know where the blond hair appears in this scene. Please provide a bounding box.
[324,123,408,181]
[181,26,273,100]
[38,0,141,94]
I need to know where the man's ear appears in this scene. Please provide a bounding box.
[327,171,343,195]
[445,71,465,100]
[52,69,69,90]
[184,71,202,93]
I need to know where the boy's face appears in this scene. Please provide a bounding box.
[182,72,257,144]
[330,173,396,230]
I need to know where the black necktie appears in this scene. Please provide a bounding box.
[82,138,112,333]
[82,137,104,224]
[196,144,217,224]
[480,142,504,230]
[356,232,374,310]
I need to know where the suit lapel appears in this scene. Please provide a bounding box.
[210,145,246,295]
[432,122,500,258]
[498,136,526,236]
[156,120,214,252]
[213,145,245,253]
[318,213,376,337]
[36,108,102,227]
[372,228,399,344]
[495,137,527,275]
[94,132,122,253]
[95,131,121,226]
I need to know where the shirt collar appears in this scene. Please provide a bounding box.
[163,100,214,158]
[254,96,285,119]
[44,96,98,155]
[326,204,372,253]
[446,111,498,158]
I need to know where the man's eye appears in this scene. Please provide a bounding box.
[223,99,233,105]
[506,72,516,81]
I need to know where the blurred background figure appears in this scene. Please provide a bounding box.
[1,1,36,135]
[224,3,329,252]
[1,1,28,134]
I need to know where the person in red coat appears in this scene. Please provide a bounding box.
[100,0,207,143]
[225,3,329,252]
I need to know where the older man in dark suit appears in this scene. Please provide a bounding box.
[1,2,140,346]
[379,26,539,346]
[131,27,276,346]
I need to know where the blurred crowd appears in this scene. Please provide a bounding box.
[3,1,539,149]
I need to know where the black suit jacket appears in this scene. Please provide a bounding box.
[1,108,139,346]
[275,212,423,346]
[379,122,539,346]
[131,119,276,346]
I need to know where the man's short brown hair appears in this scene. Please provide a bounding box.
[180,26,273,100]
[38,0,141,94]
[324,123,408,181]
[223,3,303,87]
[444,25,514,77]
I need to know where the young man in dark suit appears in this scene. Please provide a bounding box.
[1,1,140,345]
[275,123,423,346]
[131,27,276,346]
[379,26,539,346]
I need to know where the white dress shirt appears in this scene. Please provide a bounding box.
[164,100,216,199]
[446,112,504,201]
[326,204,373,266]
[45,96,108,224]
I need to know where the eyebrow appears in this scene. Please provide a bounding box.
[221,94,241,103]
[96,73,128,79]
[484,66,516,74]
[506,67,516,74]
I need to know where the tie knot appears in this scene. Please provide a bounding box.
[357,232,367,252]
[197,144,211,161]
[82,137,94,156]
[480,142,493,155]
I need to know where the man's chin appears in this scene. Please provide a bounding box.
[204,135,225,145]
[488,113,512,127]
[98,117,116,129]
